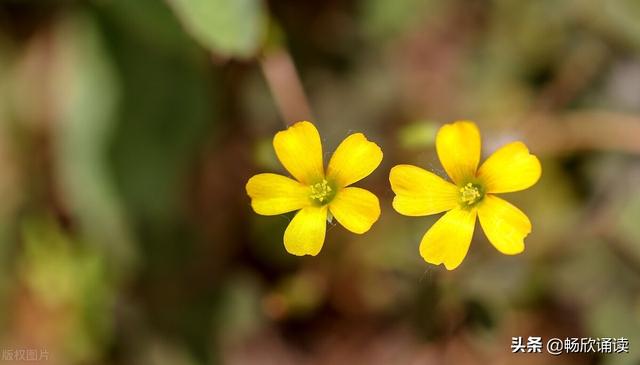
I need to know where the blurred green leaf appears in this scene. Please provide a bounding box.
[212,273,263,345]
[578,0,640,50]
[167,0,266,58]
[398,120,438,149]
[587,293,640,365]
[253,137,280,170]
[20,216,114,363]
[101,0,216,230]
[274,271,326,317]
[360,0,441,41]
[51,12,137,271]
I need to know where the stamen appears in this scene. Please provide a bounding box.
[460,182,482,206]
[310,179,334,204]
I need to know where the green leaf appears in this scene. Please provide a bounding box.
[398,120,438,149]
[51,12,137,270]
[167,0,266,58]
[100,0,218,268]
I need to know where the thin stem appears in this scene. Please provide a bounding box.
[523,111,640,156]
[260,48,313,126]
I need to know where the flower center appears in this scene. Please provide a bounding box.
[459,182,483,206]
[309,179,335,205]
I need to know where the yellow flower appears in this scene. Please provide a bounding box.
[390,121,541,270]
[246,121,383,256]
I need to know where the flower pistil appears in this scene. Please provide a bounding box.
[459,182,484,207]
[309,179,335,205]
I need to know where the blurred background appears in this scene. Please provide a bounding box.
[0,0,639,364]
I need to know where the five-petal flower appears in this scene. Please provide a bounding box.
[246,121,383,256]
[389,121,541,270]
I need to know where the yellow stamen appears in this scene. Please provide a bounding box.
[460,183,481,206]
[310,179,334,204]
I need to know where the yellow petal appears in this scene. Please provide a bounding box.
[435,121,481,184]
[478,195,531,255]
[329,187,380,234]
[390,164,459,216]
[246,173,310,215]
[419,207,477,270]
[273,121,324,184]
[284,205,328,256]
[477,141,541,193]
[326,133,383,188]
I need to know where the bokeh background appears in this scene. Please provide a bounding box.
[1,0,640,364]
